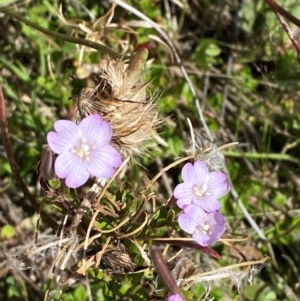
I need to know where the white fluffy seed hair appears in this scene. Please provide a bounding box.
[75,49,161,159]
[187,133,225,171]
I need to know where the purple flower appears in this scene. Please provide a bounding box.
[178,204,225,246]
[47,114,122,188]
[167,293,183,301]
[174,161,229,212]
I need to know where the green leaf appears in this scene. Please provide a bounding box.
[119,280,132,295]
[73,285,87,301]
[205,43,221,57]
[48,178,62,189]
[1,224,15,239]
[0,57,30,81]
[6,277,21,298]
[62,293,75,301]
[0,0,20,7]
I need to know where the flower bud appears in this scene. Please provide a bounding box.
[40,145,55,180]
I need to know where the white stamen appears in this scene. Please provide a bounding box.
[193,184,209,197]
[72,138,93,161]
[196,222,212,235]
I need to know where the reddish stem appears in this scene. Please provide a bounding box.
[264,0,300,27]
[150,246,181,295]
[0,85,58,231]
[264,0,300,59]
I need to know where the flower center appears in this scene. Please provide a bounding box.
[193,184,209,197]
[196,222,212,235]
[72,138,93,161]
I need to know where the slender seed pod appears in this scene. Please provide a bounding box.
[40,145,55,180]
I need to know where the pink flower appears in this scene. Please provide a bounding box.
[174,161,229,212]
[178,204,225,246]
[47,114,122,188]
[167,293,183,301]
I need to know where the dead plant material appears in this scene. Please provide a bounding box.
[99,248,137,274]
[75,48,161,159]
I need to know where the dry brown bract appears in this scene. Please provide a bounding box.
[75,49,160,160]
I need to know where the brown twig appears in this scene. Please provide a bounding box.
[0,85,58,231]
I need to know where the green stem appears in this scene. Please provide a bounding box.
[0,7,121,58]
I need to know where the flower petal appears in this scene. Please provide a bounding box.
[174,183,194,208]
[204,212,226,245]
[47,115,122,188]
[178,204,206,234]
[79,114,112,147]
[182,161,209,185]
[65,166,90,189]
[193,231,210,246]
[47,120,80,154]
[195,213,225,246]
[178,205,225,246]
[178,212,197,234]
[192,196,221,212]
[193,160,210,180]
[207,171,229,198]
[184,204,206,221]
[175,160,229,211]
[54,152,89,188]
[181,163,194,182]
[86,145,122,178]
[54,152,75,178]
[167,293,183,301]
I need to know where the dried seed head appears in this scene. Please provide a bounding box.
[172,257,197,280]
[75,49,160,159]
[100,248,137,274]
[187,133,225,171]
